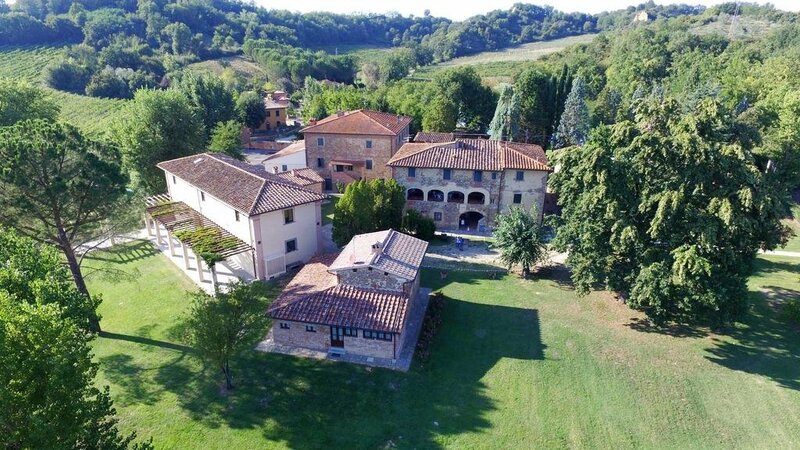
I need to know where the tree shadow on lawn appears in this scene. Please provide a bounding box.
[704,285,800,391]
[99,269,545,448]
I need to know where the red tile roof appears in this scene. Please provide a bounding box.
[329,229,428,280]
[276,168,324,187]
[267,254,410,333]
[301,109,412,136]
[414,131,455,143]
[157,153,326,216]
[387,138,550,172]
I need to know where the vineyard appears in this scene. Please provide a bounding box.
[0,45,127,135]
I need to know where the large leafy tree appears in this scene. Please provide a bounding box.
[0,228,99,330]
[332,178,405,246]
[185,281,270,390]
[236,90,267,130]
[0,120,130,331]
[208,120,245,160]
[553,77,589,148]
[0,78,59,126]
[514,67,558,145]
[112,88,205,193]
[0,296,152,449]
[432,66,496,132]
[492,206,548,277]
[550,97,790,324]
[176,72,237,139]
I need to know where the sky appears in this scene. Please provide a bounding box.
[255,0,800,20]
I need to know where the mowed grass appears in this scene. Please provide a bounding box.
[782,202,800,253]
[187,55,266,79]
[0,45,127,135]
[85,240,800,449]
[321,195,339,225]
[411,34,596,84]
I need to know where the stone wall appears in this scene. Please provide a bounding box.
[393,166,549,231]
[393,167,501,231]
[271,320,399,359]
[335,267,408,291]
[272,321,331,351]
[499,169,549,220]
[304,126,408,187]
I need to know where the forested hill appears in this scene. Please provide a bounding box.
[1,1,797,101]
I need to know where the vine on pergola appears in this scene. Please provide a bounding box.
[174,227,241,267]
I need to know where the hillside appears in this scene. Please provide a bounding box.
[0,45,126,134]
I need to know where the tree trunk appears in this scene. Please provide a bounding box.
[58,230,101,332]
[222,361,234,390]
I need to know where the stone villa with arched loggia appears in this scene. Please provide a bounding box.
[387,138,551,233]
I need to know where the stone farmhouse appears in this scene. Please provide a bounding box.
[147,153,327,283]
[301,109,412,190]
[267,229,428,365]
[388,138,551,232]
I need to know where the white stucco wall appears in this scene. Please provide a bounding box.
[164,171,322,279]
[263,149,307,172]
[257,201,321,275]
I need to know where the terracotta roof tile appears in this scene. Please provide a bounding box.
[275,168,324,187]
[301,109,412,136]
[414,131,455,143]
[157,153,326,216]
[267,254,409,333]
[329,229,427,280]
[387,138,550,172]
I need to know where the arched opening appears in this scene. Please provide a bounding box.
[447,191,465,203]
[467,192,486,205]
[407,188,424,201]
[427,189,444,202]
[459,211,485,231]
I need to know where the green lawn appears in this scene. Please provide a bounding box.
[321,196,339,225]
[85,240,800,449]
[782,202,800,252]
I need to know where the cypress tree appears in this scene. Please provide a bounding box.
[553,77,590,148]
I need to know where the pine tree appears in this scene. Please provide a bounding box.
[553,77,589,148]
[488,84,520,141]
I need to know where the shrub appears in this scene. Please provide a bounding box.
[782,298,800,324]
[402,209,436,241]
[415,291,445,363]
[45,60,91,94]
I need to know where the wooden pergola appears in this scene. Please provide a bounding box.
[144,194,255,289]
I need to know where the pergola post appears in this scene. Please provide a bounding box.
[210,265,218,292]
[166,230,176,256]
[182,244,191,269]
[144,214,152,236]
[154,221,164,245]
[197,259,205,282]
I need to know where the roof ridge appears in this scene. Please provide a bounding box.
[206,153,267,182]
[361,109,405,135]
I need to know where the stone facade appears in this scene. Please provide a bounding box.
[393,166,548,232]
[305,128,409,190]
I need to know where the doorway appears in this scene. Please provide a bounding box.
[459,211,484,231]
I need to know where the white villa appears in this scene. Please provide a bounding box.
[145,153,327,286]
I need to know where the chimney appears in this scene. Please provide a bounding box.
[396,115,401,123]
[272,166,279,174]
[291,169,296,176]
[337,110,345,117]
[309,118,317,125]
[371,241,382,255]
